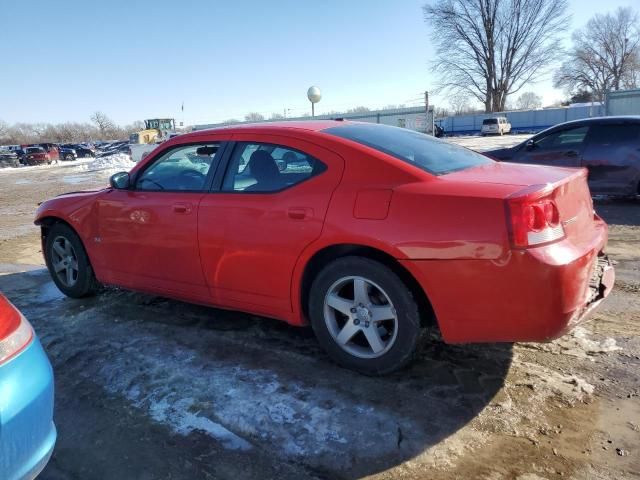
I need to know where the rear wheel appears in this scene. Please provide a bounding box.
[309,257,422,375]
[45,223,100,298]
[64,153,74,161]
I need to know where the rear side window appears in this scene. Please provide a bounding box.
[587,124,640,145]
[222,142,326,192]
[535,126,589,148]
[324,123,492,175]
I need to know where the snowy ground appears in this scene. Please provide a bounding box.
[0,141,638,479]
[446,133,531,152]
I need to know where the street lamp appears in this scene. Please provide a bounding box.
[307,86,322,117]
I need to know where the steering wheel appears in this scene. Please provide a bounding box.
[177,169,207,189]
[179,169,206,180]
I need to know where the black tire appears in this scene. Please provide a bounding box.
[64,153,74,161]
[44,223,100,298]
[309,256,422,375]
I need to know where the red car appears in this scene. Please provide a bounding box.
[34,121,614,374]
[23,146,52,166]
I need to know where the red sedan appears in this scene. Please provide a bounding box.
[35,121,614,374]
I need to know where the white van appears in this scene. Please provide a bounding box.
[481,117,511,136]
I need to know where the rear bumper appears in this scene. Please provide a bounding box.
[0,337,56,480]
[401,217,614,343]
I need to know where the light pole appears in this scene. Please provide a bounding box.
[307,86,322,118]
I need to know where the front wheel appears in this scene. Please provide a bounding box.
[64,153,74,161]
[309,257,422,375]
[44,223,100,298]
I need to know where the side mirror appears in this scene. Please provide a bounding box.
[525,139,536,151]
[110,171,130,189]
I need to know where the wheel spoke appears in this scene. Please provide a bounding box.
[53,260,66,273]
[66,267,74,285]
[336,321,360,345]
[353,278,370,306]
[53,242,65,257]
[326,293,354,316]
[370,305,395,322]
[363,326,385,354]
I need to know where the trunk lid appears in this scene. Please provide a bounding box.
[446,162,596,247]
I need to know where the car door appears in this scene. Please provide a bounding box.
[94,141,226,302]
[515,125,589,168]
[581,122,640,195]
[197,134,344,316]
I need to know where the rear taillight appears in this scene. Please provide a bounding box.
[506,187,565,248]
[0,295,33,364]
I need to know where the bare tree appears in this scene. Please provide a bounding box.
[244,112,265,122]
[424,0,569,113]
[222,118,241,125]
[270,113,285,120]
[380,104,407,110]
[554,7,640,100]
[516,91,543,110]
[90,111,117,138]
[346,106,370,113]
[448,93,471,115]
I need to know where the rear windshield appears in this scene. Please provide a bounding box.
[323,123,492,175]
[483,119,498,125]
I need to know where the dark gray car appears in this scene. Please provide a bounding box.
[486,116,640,197]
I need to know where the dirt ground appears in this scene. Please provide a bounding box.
[0,143,638,479]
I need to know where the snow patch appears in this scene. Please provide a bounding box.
[148,396,252,451]
[81,154,135,173]
[571,326,622,354]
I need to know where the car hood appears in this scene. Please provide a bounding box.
[444,161,583,188]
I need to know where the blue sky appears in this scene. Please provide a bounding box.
[0,0,636,126]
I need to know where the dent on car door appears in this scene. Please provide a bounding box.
[95,141,225,300]
[581,123,640,195]
[520,125,589,168]
[198,134,345,315]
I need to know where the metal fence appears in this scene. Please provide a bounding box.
[192,106,434,133]
[435,104,604,135]
[605,89,640,116]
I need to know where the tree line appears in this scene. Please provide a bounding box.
[0,112,144,145]
[424,1,640,113]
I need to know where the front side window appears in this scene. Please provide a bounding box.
[324,123,492,175]
[535,126,589,149]
[135,143,221,191]
[222,142,326,192]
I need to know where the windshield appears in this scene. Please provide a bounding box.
[324,123,492,175]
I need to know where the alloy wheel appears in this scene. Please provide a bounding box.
[50,236,79,287]
[323,276,398,359]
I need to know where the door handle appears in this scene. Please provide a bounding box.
[288,207,312,220]
[565,150,578,157]
[173,202,193,214]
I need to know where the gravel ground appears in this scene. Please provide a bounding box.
[0,139,638,479]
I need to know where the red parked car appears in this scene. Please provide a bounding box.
[23,146,52,166]
[34,121,614,374]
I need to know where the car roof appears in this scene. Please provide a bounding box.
[549,115,640,128]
